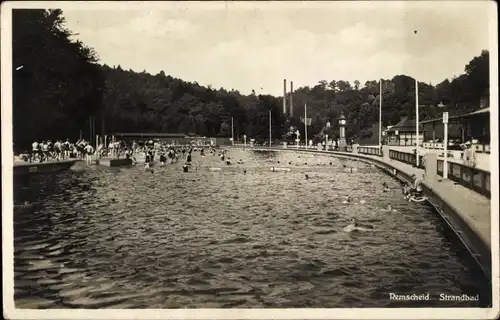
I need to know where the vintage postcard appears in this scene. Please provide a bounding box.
[2,1,499,319]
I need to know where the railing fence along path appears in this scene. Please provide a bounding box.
[388,150,425,170]
[437,160,491,198]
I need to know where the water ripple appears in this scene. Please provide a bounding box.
[13,149,490,308]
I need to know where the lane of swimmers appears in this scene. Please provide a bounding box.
[138,147,427,235]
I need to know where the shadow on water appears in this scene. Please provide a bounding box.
[12,150,492,308]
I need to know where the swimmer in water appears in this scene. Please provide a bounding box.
[344,218,374,232]
[243,170,247,175]
[305,174,309,180]
[382,182,390,192]
[342,196,352,204]
[382,204,396,212]
[237,159,243,164]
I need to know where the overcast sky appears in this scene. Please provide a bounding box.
[61,1,493,96]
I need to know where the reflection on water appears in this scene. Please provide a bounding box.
[13,149,491,308]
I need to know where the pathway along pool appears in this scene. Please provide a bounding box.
[13,149,491,308]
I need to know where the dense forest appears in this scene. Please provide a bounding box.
[12,9,490,150]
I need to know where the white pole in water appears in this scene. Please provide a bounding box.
[379,79,383,151]
[231,117,234,146]
[112,135,115,158]
[443,111,449,179]
[415,79,420,167]
[304,102,308,149]
[269,110,272,147]
[95,134,98,157]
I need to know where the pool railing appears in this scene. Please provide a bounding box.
[437,159,491,198]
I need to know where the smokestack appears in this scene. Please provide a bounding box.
[290,81,294,117]
[283,79,287,114]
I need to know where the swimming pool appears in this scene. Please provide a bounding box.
[13,149,491,308]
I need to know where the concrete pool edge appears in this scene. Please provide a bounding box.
[244,147,492,281]
[13,160,79,176]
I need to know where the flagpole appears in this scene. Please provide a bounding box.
[379,79,382,153]
[231,117,234,145]
[304,102,308,149]
[415,79,420,167]
[269,110,272,147]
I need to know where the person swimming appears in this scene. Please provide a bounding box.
[382,204,396,212]
[305,174,309,180]
[382,182,390,192]
[342,196,352,204]
[344,218,374,232]
[237,159,243,164]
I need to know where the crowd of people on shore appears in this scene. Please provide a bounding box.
[18,139,97,164]
[17,138,216,165]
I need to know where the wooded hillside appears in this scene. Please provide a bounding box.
[12,9,490,149]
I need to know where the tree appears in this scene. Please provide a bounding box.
[13,9,104,150]
[354,80,361,91]
[14,10,489,147]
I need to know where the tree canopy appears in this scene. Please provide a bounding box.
[13,9,104,149]
[12,9,490,149]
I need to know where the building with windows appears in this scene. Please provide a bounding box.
[384,117,424,146]
[419,107,490,153]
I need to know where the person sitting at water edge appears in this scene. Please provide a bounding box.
[406,174,423,198]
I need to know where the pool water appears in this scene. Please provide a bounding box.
[13,149,491,308]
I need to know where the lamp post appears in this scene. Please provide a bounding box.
[269,109,272,147]
[338,112,347,152]
[443,112,449,179]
